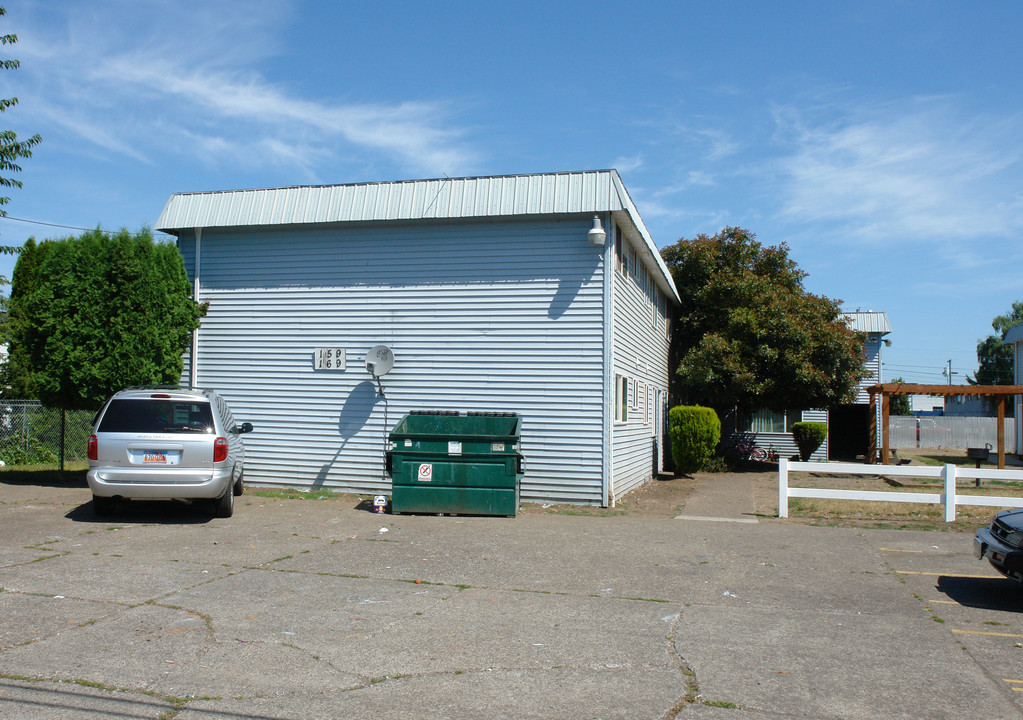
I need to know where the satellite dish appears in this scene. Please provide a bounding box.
[366,345,394,377]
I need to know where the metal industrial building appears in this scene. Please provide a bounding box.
[156,170,679,506]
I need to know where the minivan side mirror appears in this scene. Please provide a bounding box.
[232,422,254,434]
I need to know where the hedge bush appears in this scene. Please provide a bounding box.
[669,405,721,474]
[791,421,828,461]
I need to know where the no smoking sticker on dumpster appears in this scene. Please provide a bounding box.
[417,464,433,482]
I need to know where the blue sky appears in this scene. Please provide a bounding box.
[1,0,1021,385]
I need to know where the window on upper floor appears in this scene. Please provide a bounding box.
[615,228,626,276]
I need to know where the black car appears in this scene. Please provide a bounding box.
[975,508,1023,582]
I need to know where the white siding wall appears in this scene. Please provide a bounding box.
[611,224,671,501]
[178,217,608,504]
[855,336,883,403]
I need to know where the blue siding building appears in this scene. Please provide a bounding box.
[156,170,679,506]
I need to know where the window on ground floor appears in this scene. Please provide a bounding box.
[615,375,629,423]
[748,408,802,433]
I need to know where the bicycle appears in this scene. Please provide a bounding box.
[731,434,778,462]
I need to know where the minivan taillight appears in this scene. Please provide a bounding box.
[213,437,228,462]
[87,434,98,461]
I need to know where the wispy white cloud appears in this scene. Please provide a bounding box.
[612,154,644,173]
[770,96,1023,243]
[11,0,480,178]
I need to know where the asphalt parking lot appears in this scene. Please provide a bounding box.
[1,473,1022,719]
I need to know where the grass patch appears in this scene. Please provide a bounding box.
[704,700,738,709]
[531,504,628,517]
[250,488,340,500]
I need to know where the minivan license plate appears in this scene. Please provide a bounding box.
[143,451,167,463]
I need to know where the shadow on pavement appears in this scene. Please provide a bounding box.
[0,469,87,488]
[65,498,214,525]
[936,574,1023,612]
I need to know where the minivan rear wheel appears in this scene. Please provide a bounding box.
[212,484,234,518]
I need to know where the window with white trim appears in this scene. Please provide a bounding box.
[615,375,629,422]
[748,408,802,433]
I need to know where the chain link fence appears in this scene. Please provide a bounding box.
[889,415,1017,452]
[0,401,96,466]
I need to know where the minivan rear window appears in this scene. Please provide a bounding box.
[98,399,215,433]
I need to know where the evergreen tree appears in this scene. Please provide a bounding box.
[6,229,204,409]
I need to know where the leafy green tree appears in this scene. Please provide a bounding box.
[661,227,866,415]
[0,6,41,248]
[967,301,1022,386]
[6,228,205,410]
[889,377,911,415]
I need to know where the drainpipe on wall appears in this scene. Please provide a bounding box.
[190,227,201,388]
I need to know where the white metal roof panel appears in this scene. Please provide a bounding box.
[157,171,624,229]
[844,311,892,335]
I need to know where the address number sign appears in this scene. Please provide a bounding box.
[314,347,346,370]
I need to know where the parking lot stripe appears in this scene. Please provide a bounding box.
[951,629,1023,638]
[928,599,958,605]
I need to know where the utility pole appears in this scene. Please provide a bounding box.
[942,359,958,385]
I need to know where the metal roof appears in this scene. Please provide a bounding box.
[155,170,679,303]
[844,311,892,335]
[1004,323,1023,344]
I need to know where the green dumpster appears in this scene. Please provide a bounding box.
[387,411,523,516]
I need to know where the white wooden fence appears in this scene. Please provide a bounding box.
[778,458,1023,522]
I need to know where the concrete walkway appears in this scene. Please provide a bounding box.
[674,472,760,524]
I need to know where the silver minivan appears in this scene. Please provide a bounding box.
[87,387,253,518]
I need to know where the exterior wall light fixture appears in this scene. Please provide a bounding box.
[587,215,606,246]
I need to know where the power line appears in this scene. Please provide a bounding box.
[0,214,117,236]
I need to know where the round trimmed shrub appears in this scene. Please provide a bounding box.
[669,405,721,475]
[791,421,828,461]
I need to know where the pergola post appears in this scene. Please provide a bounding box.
[881,392,890,465]
[868,388,878,464]
[998,397,1006,469]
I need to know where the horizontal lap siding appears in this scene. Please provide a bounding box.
[749,411,827,462]
[179,218,606,504]
[612,229,671,501]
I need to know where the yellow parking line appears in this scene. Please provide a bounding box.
[880,547,923,553]
[1003,679,1023,684]
[928,599,958,605]
[896,571,997,579]
[951,629,1023,638]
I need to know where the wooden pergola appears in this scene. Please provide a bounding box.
[867,383,1023,468]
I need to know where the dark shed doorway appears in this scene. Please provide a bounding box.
[828,405,870,460]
